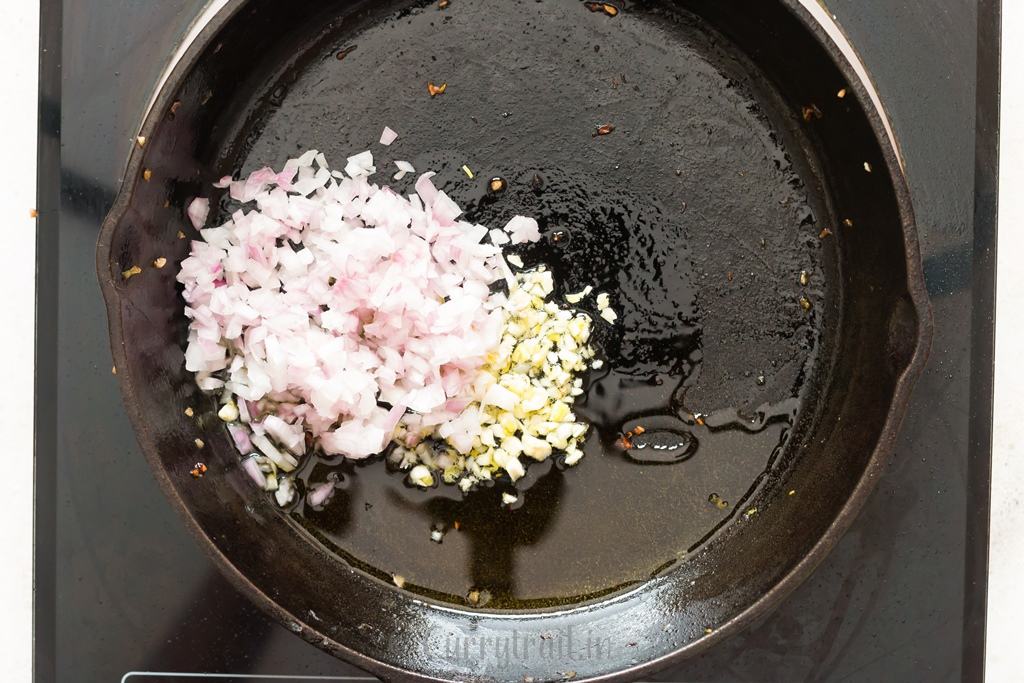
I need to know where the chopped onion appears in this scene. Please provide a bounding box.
[306,481,335,507]
[241,455,265,486]
[504,215,541,244]
[414,171,438,204]
[228,424,253,452]
[187,197,210,229]
[262,414,306,456]
[252,432,297,472]
[393,160,415,180]
[179,152,509,462]
[379,126,399,146]
[344,150,375,178]
[196,375,225,391]
[237,399,251,423]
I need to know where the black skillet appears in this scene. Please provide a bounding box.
[97,0,931,680]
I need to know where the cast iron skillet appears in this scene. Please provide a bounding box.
[97,0,932,680]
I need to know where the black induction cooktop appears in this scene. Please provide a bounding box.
[33,1,998,681]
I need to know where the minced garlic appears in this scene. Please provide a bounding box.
[390,268,596,490]
[595,291,618,324]
[565,285,593,304]
[409,464,435,488]
[218,402,239,422]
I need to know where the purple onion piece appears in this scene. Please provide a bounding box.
[237,398,251,423]
[306,481,335,508]
[228,424,253,452]
[241,456,265,487]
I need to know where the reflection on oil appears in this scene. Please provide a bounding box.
[464,167,701,378]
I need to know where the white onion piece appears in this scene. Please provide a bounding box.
[293,149,317,167]
[252,432,297,472]
[187,198,210,229]
[379,126,399,146]
[504,215,541,244]
[262,415,306,456]
[344,150,375,178]
[237,398,251,423]
[196,375,225,391]
[393,160,415,180]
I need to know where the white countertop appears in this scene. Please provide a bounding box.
[2,2,1020,681]
[986,2,1022,678]
[2,2,39,680]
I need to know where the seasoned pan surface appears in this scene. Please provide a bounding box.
[97,0,930,679]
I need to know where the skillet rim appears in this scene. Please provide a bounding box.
[94,0,934,679]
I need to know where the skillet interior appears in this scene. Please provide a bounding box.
[97,0,929,679]
[223,0,838,611]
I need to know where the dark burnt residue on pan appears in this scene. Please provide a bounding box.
[224,0,836,610]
